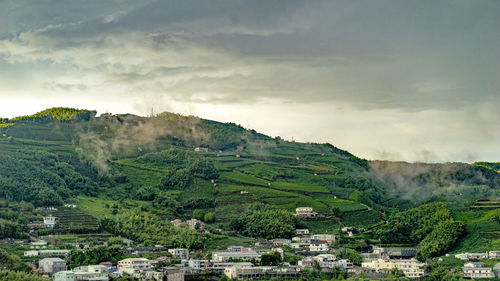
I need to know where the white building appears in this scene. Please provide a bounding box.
[39,257,67,275]
[24,250,39,257]
[311,234,334,244]
[455,252,489,260]
[54,265,109,281]
[463,262,495,279]
[362,258,425,278]
[117,258,151,271]
[309,242,330,252]
[295,207,314,217]
[169,248,190,260]
[38,249,71,257]
[296,229,310,235]
[212,248,261,262]
[489,251,500,259]
[44,216,58,228]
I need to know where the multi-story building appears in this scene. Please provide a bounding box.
[489,251,500,259]
[309,241,330,252]
[362,258,425,278]
[310,234,335,244]
[296,229,310,235]
[39,258,67,275]
[295,207,314,217]
[455,252,489,260]
[462,262,495,279]
[117,258,151,271]
[212,248,261,262]
[43,216,58,228]
[39,249,72,257]
[54,265,109,281]
[168,248,190,260]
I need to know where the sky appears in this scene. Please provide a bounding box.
[0,0,499,162]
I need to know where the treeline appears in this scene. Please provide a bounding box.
[230,204,299,239]
[373,202,465,260]
[100,210,204,250]
[68,246,124,268]
[10,107,96,123]
[0,271,45,281]
[0,148,98,206]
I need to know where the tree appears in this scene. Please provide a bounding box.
[337,248,362,266]
[261,251,282,266]
[203,212,215,223]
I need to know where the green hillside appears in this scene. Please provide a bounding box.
[0,107,499,256]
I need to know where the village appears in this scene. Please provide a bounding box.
[6,206,498,281]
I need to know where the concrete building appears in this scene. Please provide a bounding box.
[455,252,489,260]
[296,229,310,235]
[43,216,58,228]
[310,234,334,244]
[24,250,39,257]
[225,264,301,280]
[54,265,109,281]
[489,251,500,259]
[463,262,495,279]
[39,257,67,275]
[38,249,71,257]
[117,258,151,270]
[295,207,314,217]
[309,241,330,252]
[164,267,185,281]
[362,258,425,278]
[168,248,190,260]
[212,248,261,262]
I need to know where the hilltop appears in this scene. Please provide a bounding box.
[0,107,499,253]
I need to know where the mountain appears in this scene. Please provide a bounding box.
[0,107,499,253]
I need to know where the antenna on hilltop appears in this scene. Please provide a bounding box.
[150,107,154,117]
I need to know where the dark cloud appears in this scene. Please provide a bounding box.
[0,0,499,162]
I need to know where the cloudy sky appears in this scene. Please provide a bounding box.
[0,0,499,162]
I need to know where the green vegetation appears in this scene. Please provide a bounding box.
[373,203,465,260]
[10,107,96,122]
[0,271,45,281]
[230,204,298,239]
[0,107,499,264]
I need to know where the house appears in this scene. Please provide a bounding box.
[309,241,330,252]
[169,248,190,260]
[462,262,495,279]
[295,207,314,218]
[225,264,301,280]
[270,239,291,246]
[362,258,425,278]
[123,246,168,255]
[313,254,337,269]
[43,216,58,228]
[310,234,334,244]
[296,229,309,235]
[30,240,48,249]
[164,266,185,281]
[212,248,261,262]
[117,258,151,270]
[194,147,209,152]
[455,252,489,260]
[54,265,109,281]
[38,249,71,257]
[39,258,67,275]
[24,250,39,257]
[489,251,500,259]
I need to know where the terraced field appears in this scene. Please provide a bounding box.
[51,207,100,232]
